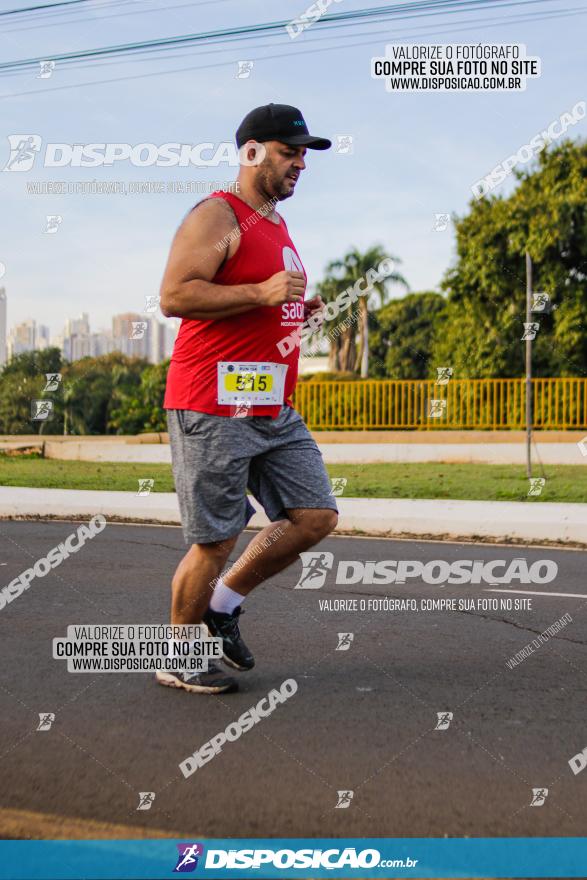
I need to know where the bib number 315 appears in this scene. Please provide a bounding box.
[217,362,288,406]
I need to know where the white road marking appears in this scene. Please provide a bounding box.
[485,588,587,599]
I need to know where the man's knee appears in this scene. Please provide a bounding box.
[294,508,338,544]
[179,538,236,574]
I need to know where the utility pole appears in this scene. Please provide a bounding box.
[360,300,369,379]
[525,251,532,478]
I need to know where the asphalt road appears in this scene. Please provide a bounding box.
[1,519,587,840]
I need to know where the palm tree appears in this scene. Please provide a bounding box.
[315,245,408,377]
[62,376,85,435]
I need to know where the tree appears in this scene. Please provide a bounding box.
[57,353,147,435]
[0,350,156,435]
[108,360,169,433]
[1,348,62,379]
[0,348,62,434]
[315,245,408,376]
[433,139,587,377]
[369,292,447,379]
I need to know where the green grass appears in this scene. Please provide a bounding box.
[0,454,586,502]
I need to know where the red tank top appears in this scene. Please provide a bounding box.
[163,191,306,417]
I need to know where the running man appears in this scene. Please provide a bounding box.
[157,104,338,694]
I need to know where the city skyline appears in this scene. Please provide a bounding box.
[1,289,178,364]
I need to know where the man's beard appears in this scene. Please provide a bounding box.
[274,186,294,202]
[257,166,294,201]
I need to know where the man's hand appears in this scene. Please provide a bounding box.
[257,271,306,306]
[303,295,325,332]
[304,294,325,320]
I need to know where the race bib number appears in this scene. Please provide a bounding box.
[217,362,287,406]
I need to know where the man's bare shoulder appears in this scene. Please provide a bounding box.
[181,196,238,234]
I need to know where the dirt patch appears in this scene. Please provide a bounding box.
[0,446,43,457]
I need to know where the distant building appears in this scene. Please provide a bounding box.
[164,322,179,360]
[299,355,329,374]
[7,309,176,365]
[148,317,165,364]
[36,324,50,350]
[8,319,38,357]
[69,334,91,360]
[146,316,179,364]
[111,312,178,363]
[64,313,90,338]
[62,313,91,361]
[112,311,149,359]
[90,331,114,358]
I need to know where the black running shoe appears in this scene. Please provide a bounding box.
[203,607,255,670]
[156,661,238,694]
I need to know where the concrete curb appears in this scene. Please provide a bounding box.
[1,487,586,546]
[318,442,587,464]
[2,440,586,465]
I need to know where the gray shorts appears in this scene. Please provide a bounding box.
[167,405,338,544]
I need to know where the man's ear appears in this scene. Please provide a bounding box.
[239,140,267,167]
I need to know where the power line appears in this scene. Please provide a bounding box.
[1,0,234,33]
[0,0,92,16]
[15,1,579,78]
[1,3,581,99]
[0,0,561,72]
[122,5,587,71]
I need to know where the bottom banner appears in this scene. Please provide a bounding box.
[0,838,586,879]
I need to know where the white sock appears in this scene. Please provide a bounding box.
[210,577,244,615]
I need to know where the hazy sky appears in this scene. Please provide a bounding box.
[0,0,585,337]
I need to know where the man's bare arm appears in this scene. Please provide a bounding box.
[159,199,258,320]
[159,199,305,321]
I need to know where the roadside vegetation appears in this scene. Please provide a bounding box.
[1,455,585,503]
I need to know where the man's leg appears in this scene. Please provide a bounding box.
[157,534,240,694]
[171,535,239,624]
[223,508,337,595]
[203,508,337,671]
[161,408,258,693]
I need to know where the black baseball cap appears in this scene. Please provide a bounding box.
[236,103,331,151]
